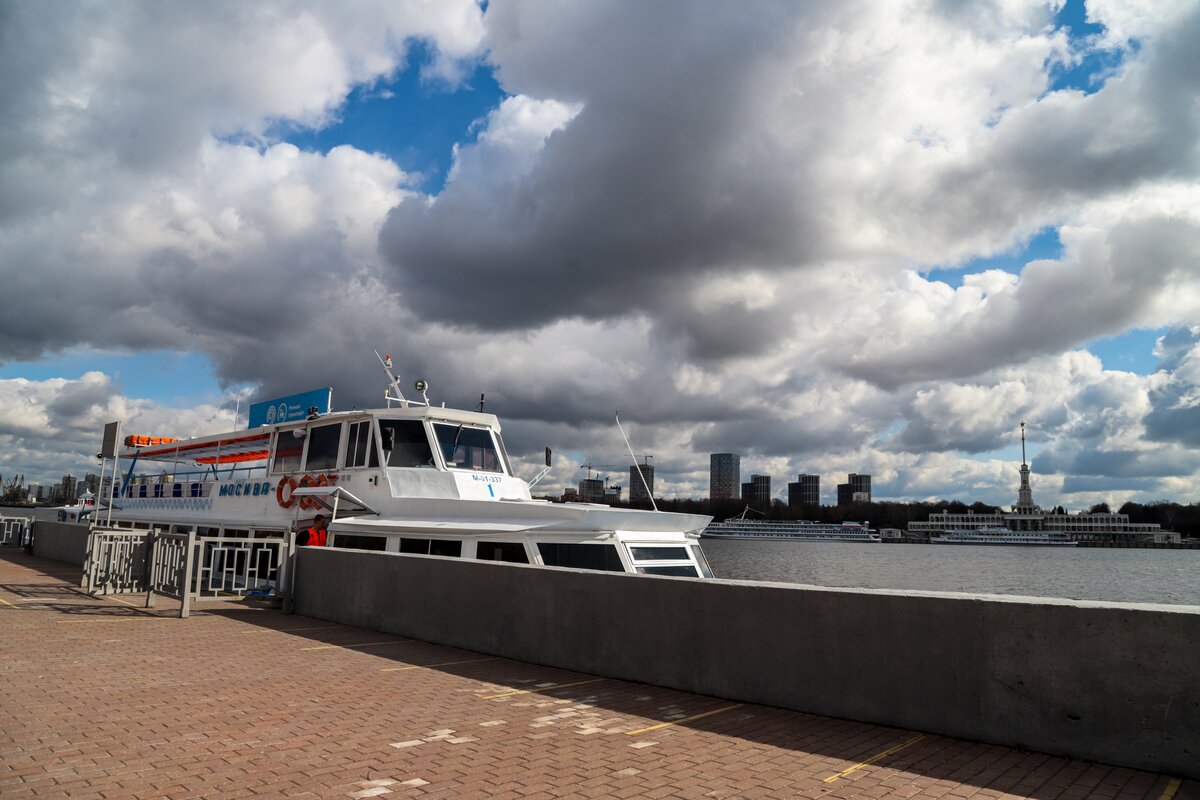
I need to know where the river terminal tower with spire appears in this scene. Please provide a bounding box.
[907,423,1180,543]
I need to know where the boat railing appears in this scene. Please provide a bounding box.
[122,464,270,488]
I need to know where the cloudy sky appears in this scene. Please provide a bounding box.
[1,0,1197,508]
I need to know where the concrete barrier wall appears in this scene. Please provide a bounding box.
[32,521,91,565]
[294,548,1200,778]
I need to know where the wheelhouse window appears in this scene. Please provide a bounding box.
[538,543,624,572]
[378,420,435,468]
[476,541,529,563]
[304,423,342,471]
[345,420,378,469]
[434,423,503,473]
[272,433,303,473]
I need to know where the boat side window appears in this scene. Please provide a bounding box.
[304,423,342,471]
[636,565,700,577]
[345,420,379,469]
[434,423,503,473]
[538,543,624,572]
[629,546,689,561]
[272,432,303,474]
[378,420,435,468]
[398,538,462,557]
[476,541,529,563]
[331,534,387,551]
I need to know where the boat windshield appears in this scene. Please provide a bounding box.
[434,423,504,473]
[378,420,436,468]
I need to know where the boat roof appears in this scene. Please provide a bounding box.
[117,405,503,463]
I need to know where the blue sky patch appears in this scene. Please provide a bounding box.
[0,350,245,408]
[1085,327,1166,375]
[278,39,506,193]
[925,226,1062,289]
[1047,0,1135,95]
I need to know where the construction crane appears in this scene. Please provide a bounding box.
[578,456,653,480]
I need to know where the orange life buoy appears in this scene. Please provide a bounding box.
[276,476,298,508]
[297,475,314,510]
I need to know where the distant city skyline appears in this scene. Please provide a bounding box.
[0,1,1197,511]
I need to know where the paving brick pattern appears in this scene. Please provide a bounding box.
[1,549,1195,799]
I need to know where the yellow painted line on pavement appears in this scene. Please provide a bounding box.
[381,657,497,672]
[482,678,605,699]
[301,639,412,651]
[822,734,926,783]
[242,625,341,634]
[104,594,139,608]
[0,597,14,607]
[624,703,743,735]
[1160,777,1181,800]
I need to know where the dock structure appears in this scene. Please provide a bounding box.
[1,548,1195,800]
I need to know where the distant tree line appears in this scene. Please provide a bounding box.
[612,497,1200,538]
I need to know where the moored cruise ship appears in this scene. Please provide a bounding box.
[702,517,881,543]
[930,528,1078,546]
[93,358,715,579]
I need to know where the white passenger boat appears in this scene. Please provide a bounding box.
[702,517,881,543]
[98,360,714,578]
[929,528,1078,546]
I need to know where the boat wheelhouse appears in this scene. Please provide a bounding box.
[101,383,714,579]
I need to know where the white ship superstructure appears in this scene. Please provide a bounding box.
[930,528,1077,546]
[703,517,880,543]
[97,362,714,579]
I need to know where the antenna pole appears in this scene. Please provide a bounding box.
[615,411,658,512]
[1020,421,1026,465]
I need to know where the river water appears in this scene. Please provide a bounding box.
[701,538,1200,606]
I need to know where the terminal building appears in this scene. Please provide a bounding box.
[908,425,1180,543]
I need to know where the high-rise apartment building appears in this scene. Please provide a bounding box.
[836,473,871,505]
[709,453,740,500]
[787,473,820,506]
[742,474,772,505]
[629,464,655,503]
[578,477,606,504]
[60,474,78,503]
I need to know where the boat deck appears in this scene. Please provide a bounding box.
[1,548,1195,800]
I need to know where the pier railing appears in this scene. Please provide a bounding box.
[83,526,294,618]
[0,516,31,547]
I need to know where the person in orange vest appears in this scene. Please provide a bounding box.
[300,514,328,547]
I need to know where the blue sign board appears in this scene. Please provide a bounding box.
[247,387,332,428]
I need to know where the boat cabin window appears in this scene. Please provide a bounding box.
[272,434,303,473]
[434,423,503,473]
[629,546,689,561]
[304,423,342,471]
[331,534,387,551]
[635,565,700,577]
[378,420,435,468]
[400,538,463,557]
[476,541,529,563]
[345,420,379,469]
[537,543,624,572]
[628,545,700,578]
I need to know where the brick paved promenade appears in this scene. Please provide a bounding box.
[1,549,1195,800]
